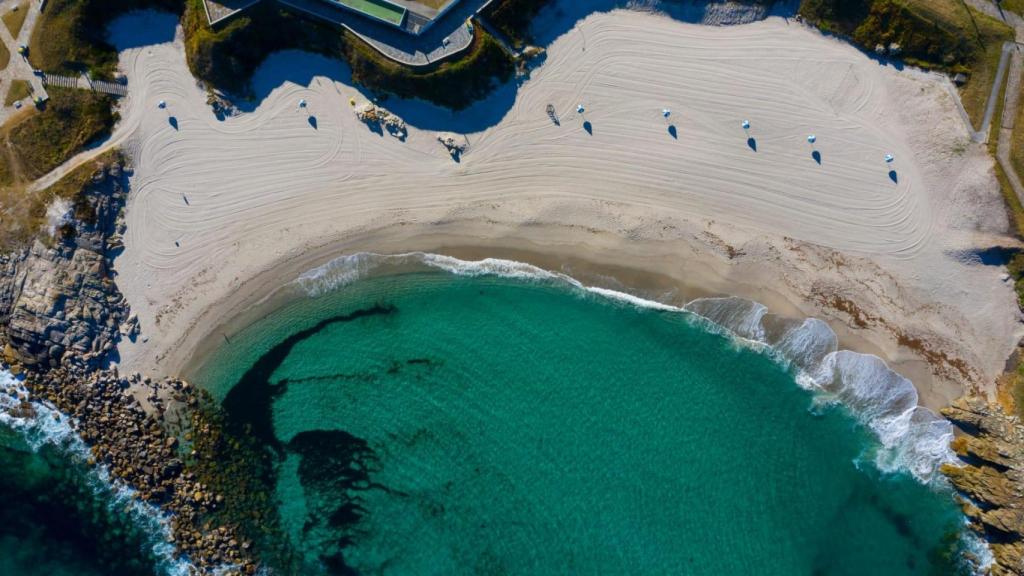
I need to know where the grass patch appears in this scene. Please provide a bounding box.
[7,88,117,180]
[0,148,121,252]
[4,79,31,106]
[0,32,8,71]
[28,0,182,78]
[2,3,28,38]
[998,0,1024,17]
[183,0,513,109]
[800,0,1014,126]
[1010,72,1024,183]
[332,0,405,26]
[0,102,119,249]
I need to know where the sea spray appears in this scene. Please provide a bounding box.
[687,297,957,483]
[293,252,957,483]
[0,370,194,576]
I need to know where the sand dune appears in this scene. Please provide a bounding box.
[105,9,1020,407]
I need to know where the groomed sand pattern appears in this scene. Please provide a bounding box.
[101,9,1019,401]
[124,18,930,263]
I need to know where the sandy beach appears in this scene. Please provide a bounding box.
[101,6,1021,411]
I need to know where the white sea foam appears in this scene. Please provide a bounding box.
[295,253,958,482]
[0,370,195,576]
[687,296,957,484]
[292,252,987,570]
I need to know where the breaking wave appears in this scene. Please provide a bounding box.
[295,252,958,483]
[293,252,990,572]
[0,370,195,576]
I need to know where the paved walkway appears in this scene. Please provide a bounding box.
[965,0,1024,208]
[278,0,494,67]
[0,0,46,122]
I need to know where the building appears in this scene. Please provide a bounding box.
[203,0,464,36]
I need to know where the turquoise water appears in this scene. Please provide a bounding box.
[197,267,973,575]
[0,376,181,576]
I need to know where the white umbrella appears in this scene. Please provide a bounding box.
[742,120,750,130]
[662,108,671,118]
[885,154,895,163]
[158,100,166,109]
[807,134,817,144]
[299,99,307,109]
[577,104,585,114]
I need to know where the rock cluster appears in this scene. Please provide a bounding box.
[354,102,407,138]
[23,366,259,575]
[0,157,265,574]
[941,396,1024,575]
[0,163,131,369]
[437,133,468,160]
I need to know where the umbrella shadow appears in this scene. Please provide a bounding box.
[668,125,677,139]
[747,137,757,152]
[812,150,821,164]
[308,115,318,130]
[583,120,593,135]
[168,116,178,130]
[889,170,898,183]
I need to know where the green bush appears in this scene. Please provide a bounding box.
[183,0,513,109]
[483,0,551,46]
[9,89,118,179]
[29,0,182,78]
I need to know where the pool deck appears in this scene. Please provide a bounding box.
[276,0,496,67]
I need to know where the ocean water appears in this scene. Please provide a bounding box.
[0,372,191,576]
[194,255,979,576]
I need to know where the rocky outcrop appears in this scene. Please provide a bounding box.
[22,366,258,575]
[942,396,1024,575]
[354,102,407,139]
[0,162,131,369]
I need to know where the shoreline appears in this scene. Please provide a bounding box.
[173,221,954,412]
[105,9,1023,413]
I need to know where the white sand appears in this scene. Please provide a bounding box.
[99,9,1021,409]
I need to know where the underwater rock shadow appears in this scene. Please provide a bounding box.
[222,303,397,456]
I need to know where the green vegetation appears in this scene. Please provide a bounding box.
[483,0,550,47]
[0,32,9,71]
[998,0,1024,17]
[1011,77,1024,187]
[342,28,512,108]
[28,0,182,78]
[0,144,120,251]
[2,3,28,38]
[183,0,513,109]
[4,79,31,106]
[8,89,117,180]
[799,0,1013,126]
[183,0,343,97]
[335,0,405,26]
[0,87,118,249]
